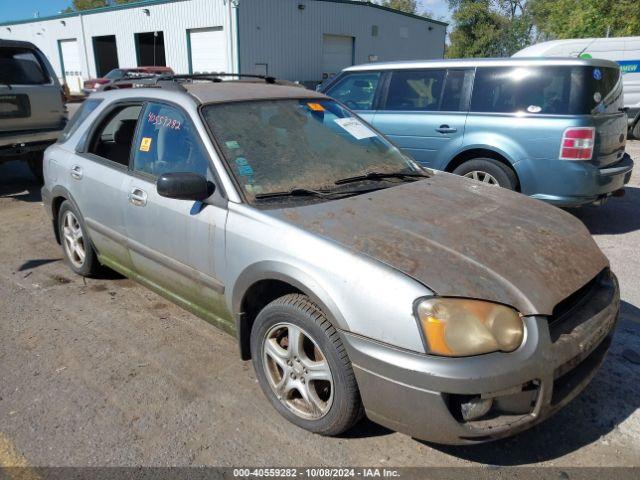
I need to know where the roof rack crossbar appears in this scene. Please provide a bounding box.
[103,72,289,91]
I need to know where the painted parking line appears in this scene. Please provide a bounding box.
[0,432,39,480]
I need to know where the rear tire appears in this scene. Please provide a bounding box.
[251,294,364,436]
[58,201,100,277]
[453,158,517,190]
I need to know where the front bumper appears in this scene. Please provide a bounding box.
[523,153,634,207]
[343,270,619,444]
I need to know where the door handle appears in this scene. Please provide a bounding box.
[435,125,457,134]
[128,188,147,207]
[70,165,83,180]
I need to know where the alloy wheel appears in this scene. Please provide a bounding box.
[62,211,86,269]
[262,322,334,420]
[463,170,500,186]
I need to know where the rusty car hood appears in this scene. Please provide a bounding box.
[270,172,609,316]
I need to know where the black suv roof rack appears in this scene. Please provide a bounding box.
[104,72,294,91]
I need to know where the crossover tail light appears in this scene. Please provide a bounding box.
[559,127,595,160]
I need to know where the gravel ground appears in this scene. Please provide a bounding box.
[0,139,638,468]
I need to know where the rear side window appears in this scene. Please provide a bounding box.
[88,105,142,167]
[470,65,622,115]
[325,72,381,111]
[59,99,103,143]
[383,69,446,111]
[0,47,49,85]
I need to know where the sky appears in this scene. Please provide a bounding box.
[0,0,453,24]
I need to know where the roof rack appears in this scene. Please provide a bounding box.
[104,72,295,91]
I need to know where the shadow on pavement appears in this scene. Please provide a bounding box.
[424,300,640,465]
[0,160,42,203]
[17,258,61,271]
[570,186,640,235]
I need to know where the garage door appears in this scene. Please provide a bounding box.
[188,27,228,74]
[322,34,354,78]
[59,39,83,94]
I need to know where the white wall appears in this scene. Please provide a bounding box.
[1,0,234,81]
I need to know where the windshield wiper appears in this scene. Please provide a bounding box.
[254,187,333,200]
[334,170,430,185]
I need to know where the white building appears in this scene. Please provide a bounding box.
[0,0,447,92]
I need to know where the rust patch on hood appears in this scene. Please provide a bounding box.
[269,173,609,316]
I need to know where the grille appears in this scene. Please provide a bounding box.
[548,268,612,342]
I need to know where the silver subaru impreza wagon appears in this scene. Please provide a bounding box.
[42,75,619,444]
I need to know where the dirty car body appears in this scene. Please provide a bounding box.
[41,78,619,444]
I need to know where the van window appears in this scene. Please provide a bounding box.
[441,69,471,112]
[470,66,622,115]
[384,69,446,111]
[0,47,49,85]
[326,72,381,110]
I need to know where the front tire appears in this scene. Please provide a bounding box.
[251,294,363,436]
[58,201,99,276]
[453,157,517,190]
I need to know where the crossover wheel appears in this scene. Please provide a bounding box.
[251,294,363,435]
[58,201,99,276]
[453,158,517,190]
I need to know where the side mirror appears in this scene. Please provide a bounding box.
[157,172,213,201]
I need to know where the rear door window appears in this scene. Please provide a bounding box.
[0,47,49,85]
[440,69,472,112]
[325,72,381,110]
[132,102,210,178]
[59,99,103,143]
[88,104,142,167]
[383,69,446,111]
[470,65,622,115]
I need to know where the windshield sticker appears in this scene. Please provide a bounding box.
[593,92,602,103]
[593,68,602,81]
[235,157,254,179]
[334,117,377,140]
[306,102,325,112]
[225,140,240,149]
[148,112,181,130]
[139,137,152,152]
[526,105,542,113]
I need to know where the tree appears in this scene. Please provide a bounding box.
[380,0,419,15]
[529,0,640,40]
[64,0,138,11]
[446,0,534,58]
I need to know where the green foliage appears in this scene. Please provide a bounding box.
[66,0,139,11]
[529,0,640,39]
[380,0,418,14]
[447,0,533,58]
[380,0,419,15]
[448,0,640,58]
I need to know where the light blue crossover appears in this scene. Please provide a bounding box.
[322,58,634,207]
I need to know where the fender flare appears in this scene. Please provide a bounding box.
[231,261,349,359]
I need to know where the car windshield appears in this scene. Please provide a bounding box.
[202,98,420,201]
[104,69,125,80]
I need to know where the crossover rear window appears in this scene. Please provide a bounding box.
[0,47,49,85]
[471,66,622,115]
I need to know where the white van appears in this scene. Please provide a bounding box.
[515,37,640,136]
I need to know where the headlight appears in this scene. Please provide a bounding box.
[416,298,524,356]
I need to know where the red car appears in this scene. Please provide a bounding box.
[83,66,174,94]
